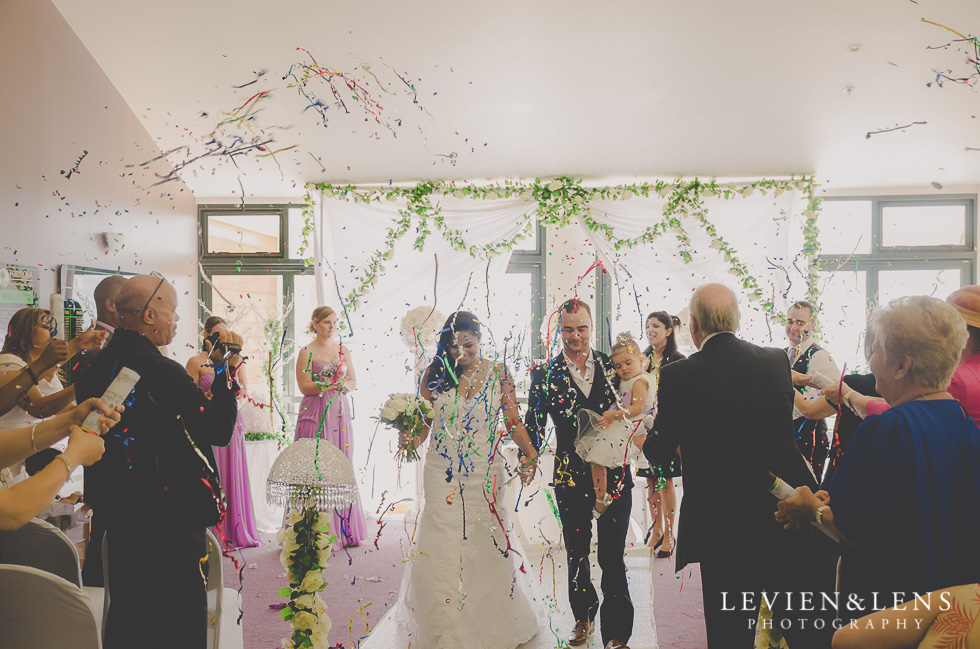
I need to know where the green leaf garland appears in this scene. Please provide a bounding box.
[302,175,822,324]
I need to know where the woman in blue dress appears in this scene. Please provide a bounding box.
[777,296,980,613]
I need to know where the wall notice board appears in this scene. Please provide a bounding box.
[0,265,40,338]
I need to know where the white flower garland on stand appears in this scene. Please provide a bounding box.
[277,507,336,649]
[399,305,445,377]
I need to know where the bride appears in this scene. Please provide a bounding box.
[391,311,546,648]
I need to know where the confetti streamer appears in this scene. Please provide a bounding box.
[865,121,927,139]
[60,150,89,179]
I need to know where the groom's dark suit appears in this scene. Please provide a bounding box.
[644,332,835,648]
[526,350,634,645]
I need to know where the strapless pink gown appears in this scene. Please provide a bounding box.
[295,359,368,546]
[200,372,261,549]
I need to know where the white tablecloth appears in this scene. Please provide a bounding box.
[244,440,285,533]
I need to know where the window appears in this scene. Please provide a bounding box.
[198,205,310,432]
[200,207,547,420]
[205,213,282,255]
[815,195,976,372]
[502,224,546,392]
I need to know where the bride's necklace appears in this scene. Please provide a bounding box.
[458,360,485,395]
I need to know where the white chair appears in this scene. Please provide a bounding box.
[0,516,82,584]
[205,529,245,649]
[0,517,108,632]
[0,564,102,648]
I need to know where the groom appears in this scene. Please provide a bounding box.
[525,299,633,649]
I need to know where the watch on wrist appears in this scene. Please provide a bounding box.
[814,505,829,526]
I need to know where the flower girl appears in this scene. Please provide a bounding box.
[575,333,656,517]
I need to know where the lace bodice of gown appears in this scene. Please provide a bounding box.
[426,372,504,478]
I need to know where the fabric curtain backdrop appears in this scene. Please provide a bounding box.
[582,189,807,352]
[311,187,808,510]
[314,192,536,508]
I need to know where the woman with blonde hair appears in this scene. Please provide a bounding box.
[294,306,366,546]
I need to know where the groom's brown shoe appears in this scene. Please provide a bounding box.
[567,621,594,646]
[604,641,630,649]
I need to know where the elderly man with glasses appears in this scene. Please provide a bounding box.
[77,274,244,649]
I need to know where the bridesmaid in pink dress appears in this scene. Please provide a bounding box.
[186,316,261,549]
[295,306,367,547]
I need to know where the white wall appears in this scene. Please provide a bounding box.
[0,0,199,362]
[544,223,598,344]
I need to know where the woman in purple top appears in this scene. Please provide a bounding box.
[186,316,261,549]
[294,306,367,547]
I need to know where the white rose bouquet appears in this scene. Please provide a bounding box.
[378,392,433,462]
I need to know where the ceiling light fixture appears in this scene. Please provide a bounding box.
[847,43,862,52]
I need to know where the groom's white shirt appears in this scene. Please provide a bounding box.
[563,348,595,395]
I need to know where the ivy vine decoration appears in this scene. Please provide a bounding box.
[302,175,822,324]
[277,507,335,649]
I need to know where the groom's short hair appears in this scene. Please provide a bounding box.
[560,299,591,319]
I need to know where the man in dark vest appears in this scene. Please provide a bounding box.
[525,299,632,649]
[785,300,840,483]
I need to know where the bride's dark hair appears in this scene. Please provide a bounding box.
[425,311,481,394]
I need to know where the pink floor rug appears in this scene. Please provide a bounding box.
[220,529,404,649]
[650,555,707,648]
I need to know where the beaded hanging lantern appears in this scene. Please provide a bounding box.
[266,438,357,511]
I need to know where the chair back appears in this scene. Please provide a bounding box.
[0,517,82,586]
[206,528,223,592]
[205,529,223,649]
[0,564,101,648]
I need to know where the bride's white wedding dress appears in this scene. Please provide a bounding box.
[391,367,546,648]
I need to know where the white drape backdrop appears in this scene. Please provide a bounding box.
[584,189,807,351]
[313,194,537,511]
[312,187,809,511]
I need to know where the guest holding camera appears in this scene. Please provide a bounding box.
[77,274,243,649]
[185,315,260,549]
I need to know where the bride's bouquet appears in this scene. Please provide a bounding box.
[378,393,433,462]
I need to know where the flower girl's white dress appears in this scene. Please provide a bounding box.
[391,365,546,648]
[574,372,656,468]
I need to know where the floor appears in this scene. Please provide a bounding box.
[221,526,708,649]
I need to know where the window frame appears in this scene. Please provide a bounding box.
[200,206,289,258]
[198,204,311,417]
[816,194,976,311]
[506,223,547,361]
[199,207,548,410]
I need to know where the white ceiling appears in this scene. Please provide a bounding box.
[54,0,980,199]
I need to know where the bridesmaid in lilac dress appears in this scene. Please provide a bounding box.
[295,306,367,547]
[186,316,261,549]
